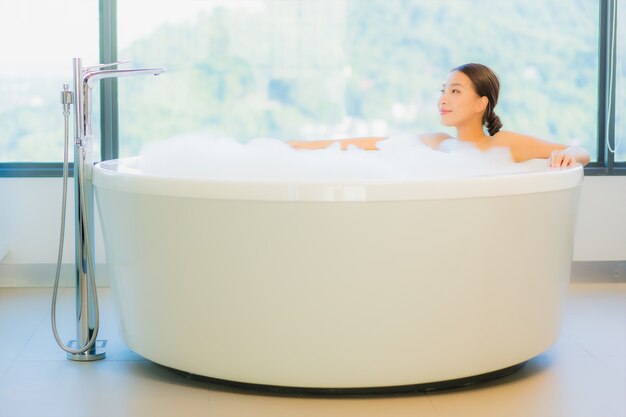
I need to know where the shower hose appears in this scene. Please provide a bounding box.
[50,84,101,355]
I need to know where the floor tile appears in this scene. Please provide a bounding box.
[0,360,211,417]
[0,361,11,381]
[597,355,626,381]
[426,335,626,417]
[563,283,626,356]
[0,289,48,361]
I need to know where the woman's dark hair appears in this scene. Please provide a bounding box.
[452,63,503,136]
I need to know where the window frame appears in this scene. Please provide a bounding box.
[586,0,625,176]
[0,0,623,177]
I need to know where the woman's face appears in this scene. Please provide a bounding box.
[438,70,488,128]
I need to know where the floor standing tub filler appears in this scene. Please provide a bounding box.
[93,158,583,394]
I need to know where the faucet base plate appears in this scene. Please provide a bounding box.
[66,340,107,362]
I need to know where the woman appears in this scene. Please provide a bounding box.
[290,63,590,167]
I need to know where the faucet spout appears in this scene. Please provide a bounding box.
[84,67,166,87]
[75,61,166,147]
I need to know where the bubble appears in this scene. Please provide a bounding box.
[138,133,530,182]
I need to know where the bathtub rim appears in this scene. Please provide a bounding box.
[93,157,583,202]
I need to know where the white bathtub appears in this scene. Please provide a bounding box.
[94,157,583,393]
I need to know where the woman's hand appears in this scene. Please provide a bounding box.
[548,150,578,168]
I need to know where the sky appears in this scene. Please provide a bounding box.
[0,0,265,78]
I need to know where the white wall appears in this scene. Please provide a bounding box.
[0,178,107,286]
[573,176,626,260]
[0,178,106,264]
[0,175,625,285]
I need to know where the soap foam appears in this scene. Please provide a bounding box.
[138,133,530,181]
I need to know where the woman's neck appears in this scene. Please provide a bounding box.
[455,123,490,144]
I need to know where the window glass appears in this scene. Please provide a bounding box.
[117,0,599,160]
[0,1,99,163]
[615,0,626,162]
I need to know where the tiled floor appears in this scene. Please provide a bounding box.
[0,283,624,417]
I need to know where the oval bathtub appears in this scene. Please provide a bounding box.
[93,157,583,393]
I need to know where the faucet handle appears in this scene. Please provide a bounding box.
[82,60,132,73]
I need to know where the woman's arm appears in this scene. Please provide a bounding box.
[288,132,451,151]
[288,137,385,150]
[493,131,590,167]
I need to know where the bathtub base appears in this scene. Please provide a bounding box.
[166,361,527,397]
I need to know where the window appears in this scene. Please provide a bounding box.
[117,0,599,160]
[0,1,99,163]
[1,0,621,174]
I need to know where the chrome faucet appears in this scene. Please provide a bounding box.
[68,57,165,361]
[75,59,166,148]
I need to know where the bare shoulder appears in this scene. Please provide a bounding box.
[491,130,536,145]
[418,132,453,149]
